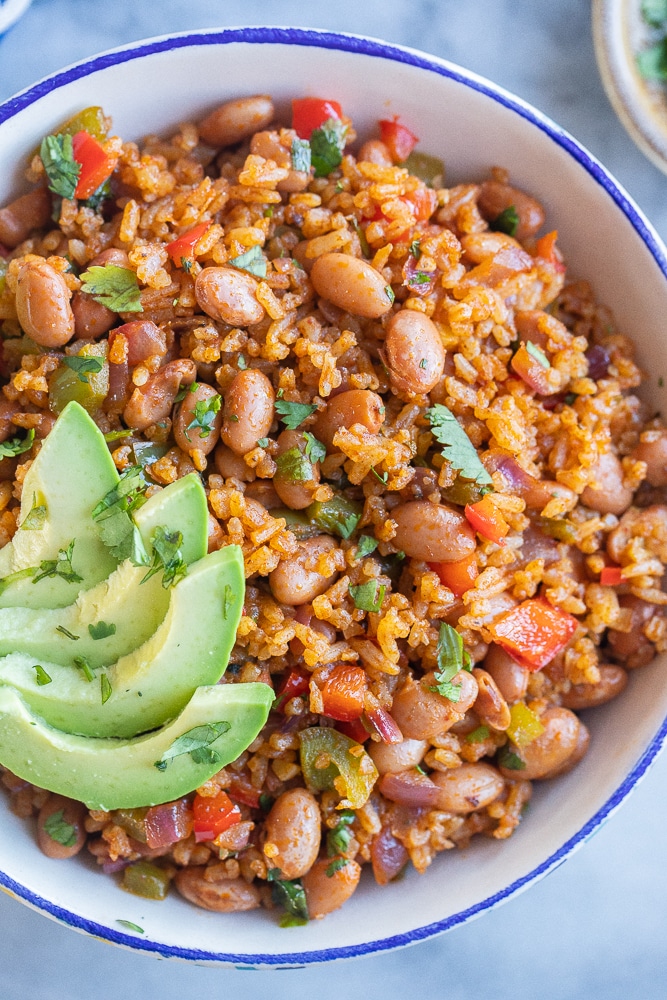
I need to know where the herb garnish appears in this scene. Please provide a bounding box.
[637,0,667,79]
[141,526,187,589]
[34,540,82,586]
[33,665,52,686]
[88,621,117,640]
[325,857,349,877]
[302,432,326,464]
[40,134,80,200]
[355,535,379,560]
[291,137,312,173]
[274,446,313,482]
[73,655,94,681]
[275,398,318,430]
[266,868,309,923]
[430,623,471,703]
[525,340,550,369]
[349,578,386,613]
[61,356,105,384]
[466,725,490,744]
[57,625,80,641]
[326,809,355,856]
[20,492,47,531]
[186,393,222,439]
[221,583,233,620]
[0,427,35,460]
[229,245,267,278]
[426,404,493,486]
[92,465,150,565]
[43,809,77,847]
[490,205,519,237]
[100,673,112,704]
[497,744,526,771]
[79,265,143,313]
[310,118,347,177]
[154,721,231,770]
[116,920,145,934]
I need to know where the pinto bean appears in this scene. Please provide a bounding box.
[607,595,663,669]
[173,381,222,456]
[580,451,634,516]
[390,670,478,740]
[195,266,265,327]
[540,719,590,779]
[273,428,320,510]
[501,707,581,780]
[472,667,511,730]
[460,231,527,265]
[89,248,130,268]
[391,500,476,562]
[383,309,445,395]
[71,290,116,339]
[37,794,86,859]
[15,260,75,347]
[264,788,321,880]
[198,94,274,147]
[632,429,667,487]
[560,664,628,710]
[174,868,261,912]
[250,129,310,192]
[477,180,545,241]
[607,505,667,564]
[310,253,393,319]
[303,857,361,919]
[0,187,52,248]
[313,389,385,451]
[220,368,275,456]
[214,443,255,481]
[483,644,529,703]
[110,319,167,366]
[122,358,197,431]
[357,139,393,166]
[431,762,504,814]
[269,534,338,606]
[0,399,20,444]
[245,480,281,509]
[368,737,428,775]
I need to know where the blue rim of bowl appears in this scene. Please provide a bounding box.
[1,24,667,967]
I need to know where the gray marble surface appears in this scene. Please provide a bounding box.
[1,1,666,996]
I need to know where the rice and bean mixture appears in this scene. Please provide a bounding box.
[0,94,666,922]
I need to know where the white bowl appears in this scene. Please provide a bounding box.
[1,26,667,968]
[0,0,31,39]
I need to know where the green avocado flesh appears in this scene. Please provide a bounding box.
[0,683,273,809]
[0,402,119,608]
[0,545,245,737]
[0,473,210,670]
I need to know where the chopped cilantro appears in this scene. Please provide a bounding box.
[103,429,131,443]
[32,665,52,686]
[20,492,47,531]
[642,0,667,26]
[466,725,490,744]
[326,810,355,856]
[141,526,187,589]
[637,38,667,80]
[56,625,79,641]
[73,654,94,681]
[325,857,349,877]
[349,578,386,613]
[384,284,395,305]
[100,673,112,704]
[426,404,493,486]
[79,265,143,313]
[351,220,371,259]
[83,178,112,213]
[229,245,267,279]
[275,446,313,482]
[43,809,77,847]
[659,376,665,388]
[237,355,247,370]
[257,437,269,449]
[525,340,550,369]
[355,535,379,560]
[491,205,519,237]
[275,398,317,430]
[61,355,105,384]
[266,868,309,921]
[33,540,82,586]
[154,721,231,770]
[116,920,145,934]
[563,392,577,406]
[0,427,35,460]
[291,137,311,173]
[88,621,117,641]
[497,745,526,771]
[92,465,150,565]
[371,467,388,485]
[40,134,80,200]
[186,393,222,440]
[409,239,422,260]
[430,622,471,702]
[303,432,326,464]
[310,118,347,177]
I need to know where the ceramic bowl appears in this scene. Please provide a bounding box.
[593,0,667,174]
[0,26,666,969]
[0,0,31,38]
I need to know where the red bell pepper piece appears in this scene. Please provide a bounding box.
[337,716,370,743]
[465,495,509,546]
[535,229,566,273]
[429,553,479,597]
[292,97,343,139]
[488,597,579,671]
[320,663,367,722]
[510,341,552,395]
[378,117,419,163]
[166,222,211,268]
[192,790,242,842]
[600,565,624,587]
[273,667,310,713]
[72,130,117,199]
[228,778,261,810]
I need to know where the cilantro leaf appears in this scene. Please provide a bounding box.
[0,428,35,460]
[186,393,222,440]
[430,622,471,703]
[325,857,350,877]
[229,245,267,278]
[466,725,490,744]
[43,809,77,847]
[92,466,150,565]
[275,446,313,482]
[33,540,82,586]
[291,137,312,173]
[326,810,355,856]
[154,721,231,770]
[79,265,143,313]
[302,432,326,464]
[349,578,386,613]
[266,868,309,921]
[61,356,105,384]
[40,134,80,200]
[490,205,519,237]
[141,526,187,589]
[20,492,47,531]
[409,239,422,260]
[100,673,112,704]
[426,405,492,486]
[275,398,317,430]
[33,665,52,686]
[116,920,145,934]
[355,535,379,560]
[310,118,347,177]
[637,39,667,80]
[525,340,550,369]
[88,621,117,640]
[497,745,527,771]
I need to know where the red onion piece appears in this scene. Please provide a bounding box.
[371,825,409,885]
[102,857,131,874]
[110,320,167,366]
[366,707,403,745]
[144,798,192,849]
[585,344,610,380]
[378,770,441,807]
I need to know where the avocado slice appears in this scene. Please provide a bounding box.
[0,472,211,670]
[0,545,244,737]
[0,682,273,810]
[0,402,120,608]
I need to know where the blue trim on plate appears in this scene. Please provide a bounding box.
[1,24,667,966]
